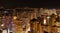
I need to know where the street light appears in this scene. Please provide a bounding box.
[13,16,17,20]
[1,24,5,30]
[1,24,4,27]
[47,16,50,19]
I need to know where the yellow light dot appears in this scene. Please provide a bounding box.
[13,16,17,19]
[1,24,4,27]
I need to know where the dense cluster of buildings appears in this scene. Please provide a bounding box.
[0,7,60,33]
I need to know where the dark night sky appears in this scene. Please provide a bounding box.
[0,0,60,8]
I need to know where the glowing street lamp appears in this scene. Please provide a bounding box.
[47,16,50,19]
[1,24,4,27]
[13,16,17,20]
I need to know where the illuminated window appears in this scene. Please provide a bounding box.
[44,19,46,25]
